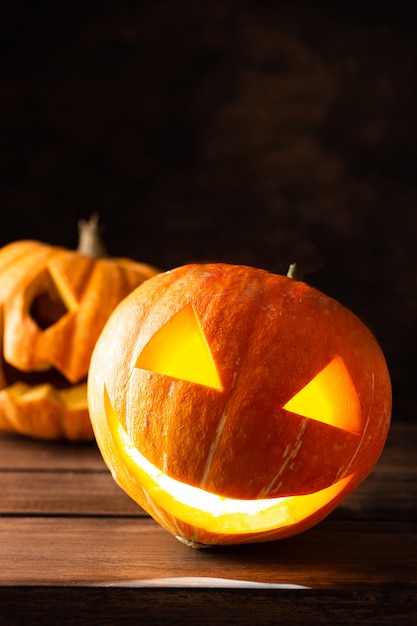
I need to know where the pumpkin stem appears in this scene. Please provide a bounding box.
[77,213,107,258]
[286,262,297,279]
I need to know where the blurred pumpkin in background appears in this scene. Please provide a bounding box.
[0,215,159,440]
[88,263,392,547]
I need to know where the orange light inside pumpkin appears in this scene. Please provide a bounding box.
[104,386,355,535]
[136,304,223,390]
[87,262,391,546]
[283,356,362,435]
[136,304,361,433]
[103,307,362,535]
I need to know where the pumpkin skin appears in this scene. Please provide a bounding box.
[0,237,158,441]
[88,263,392,546]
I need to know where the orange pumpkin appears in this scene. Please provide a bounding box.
[0,215,158,441]
[88,263,392,546]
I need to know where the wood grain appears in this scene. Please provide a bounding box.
[1,516,416,588]
[0,421,416,624]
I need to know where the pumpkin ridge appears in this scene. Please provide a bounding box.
[195,267,278,492]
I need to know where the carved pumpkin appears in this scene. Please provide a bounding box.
[0,215,158,441]
[88,263,392,546]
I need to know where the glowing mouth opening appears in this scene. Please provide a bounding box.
[104,386,355,535]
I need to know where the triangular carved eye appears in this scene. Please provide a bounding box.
[283,356,362,434]
[30,264,79,330]
[135,304,223,390]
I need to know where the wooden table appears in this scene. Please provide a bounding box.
[0,421,416,625]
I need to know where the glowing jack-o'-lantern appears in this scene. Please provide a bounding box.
[88,263,392,546]
[0,216,158,440]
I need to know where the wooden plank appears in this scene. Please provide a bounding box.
[0,421,415,623]
[1,585,416,626]
[0,421,416,518]
[332,470,417,520]
[0,432,103,471]
[1,421,414,472]
[0,464,416,519]
[0,470,143,516]
[1,517,416,588]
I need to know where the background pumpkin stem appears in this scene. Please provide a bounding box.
[77,214,107,258]
[286,262,297,279]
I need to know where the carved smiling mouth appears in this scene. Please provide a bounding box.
[104,386,356,539]
[1,358,87,403]
[0,346,87,416]
[0,349,88,439]
[2,358,84,390]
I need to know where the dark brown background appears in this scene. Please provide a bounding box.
[1,1,416,422]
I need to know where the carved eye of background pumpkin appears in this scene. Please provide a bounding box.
[88,262,392,547]
[29,265,79,330]
[0,216,159,441]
